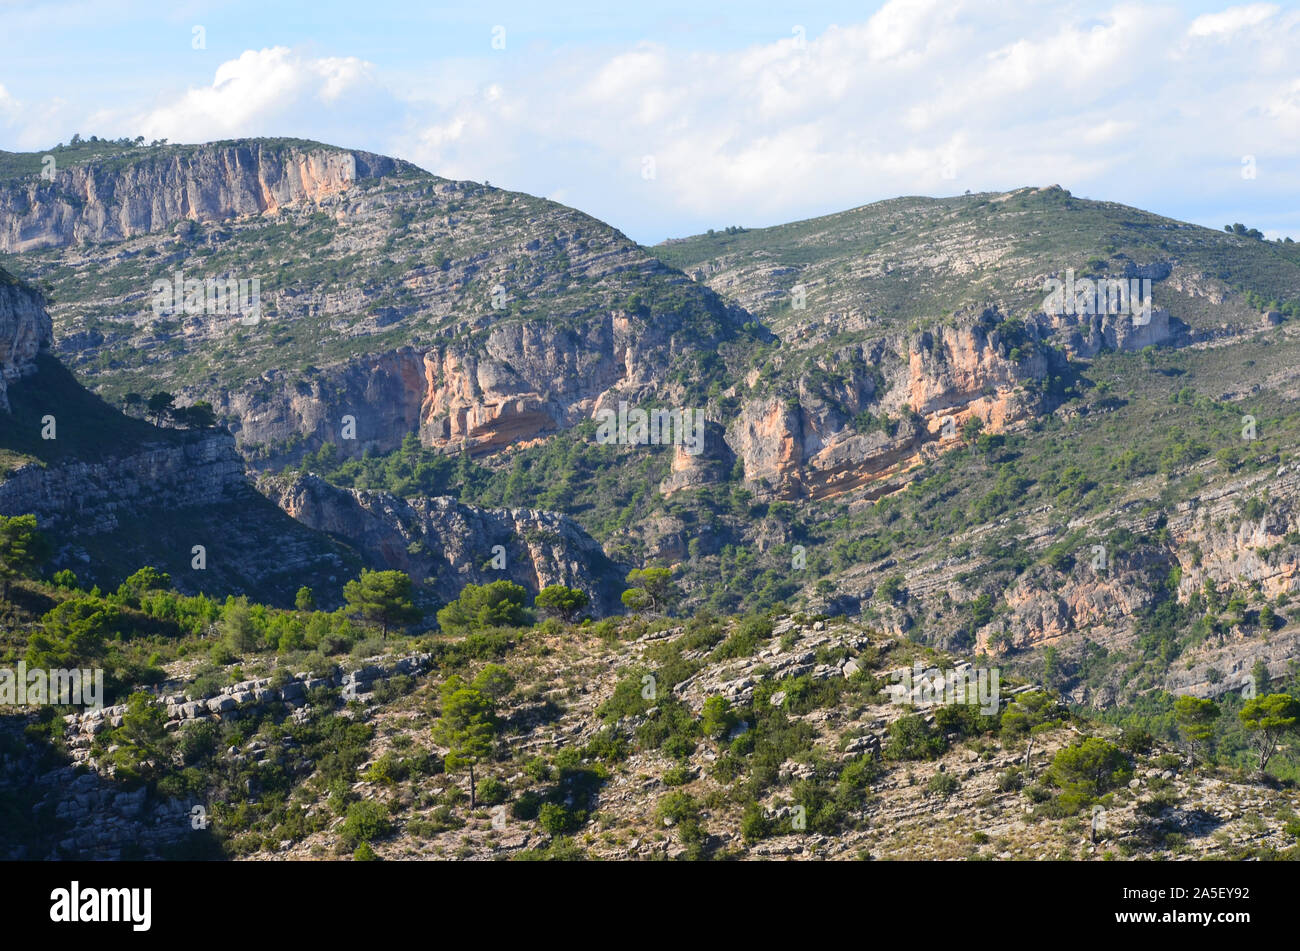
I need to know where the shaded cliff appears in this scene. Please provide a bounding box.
[260,472,625,617]
[0,268,52,411]
[0,330,358,605]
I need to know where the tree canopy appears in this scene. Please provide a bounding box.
[432,675,498,807]
[436,580,529,633]
[0,514,49,598]
[534,584,590,623]
[1239,693,1300,771]
[343,569,420,637]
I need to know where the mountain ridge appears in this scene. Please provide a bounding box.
[5,136,1300,709]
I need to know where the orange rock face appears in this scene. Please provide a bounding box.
[728,319,1052,501]
[419,349,563,455]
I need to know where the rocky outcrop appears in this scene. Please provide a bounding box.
[6,653,433,861]
[249,319,649,463]
[0,429,245,534]
[260,472,625,615]
[0,422,356,604]
[216,349,428,461]
[1169,466,1300,604]
[729,313,1057,499]
[1037,306,1180,357]
[0,272,52,410]
[0,275,355,604]
[422,309,740,458]
[223,296,744,466]
[987,566,1159,655]
[421,320,628,455]
[671,616,876,711]
[63,653,435,745]
[0,142,399,251]
[0,753,195,862]
[887,462,1300,704]
[659,421,734,495]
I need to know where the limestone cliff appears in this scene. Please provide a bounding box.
[0,428,245,534]
[260,472,625,616]
[216,349,428,461]
[0,283,356,603]
[0,142,399,251]
[0,421,356,604]
[728,312,1058,499]
[0,138,748,470]
[420,311,728,457]
[0,271,52,410]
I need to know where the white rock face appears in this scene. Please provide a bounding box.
[0,275,52,410]
[0,143,397,252]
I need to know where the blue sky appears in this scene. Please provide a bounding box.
[2,0,1298,244]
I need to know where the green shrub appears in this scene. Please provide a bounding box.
[700,696,738,740]
[537,802,582,835]
[927,772,960,799]
[362,752,409,785]
[656,792,705,852]
[996,768,1023,792]
[582,727,628,763]
[1047,738,1132,800]
[711,615,773,660]
[1024,784,1052,803]
[340,801,394,847]
[437,580,530,632]
[740,801,770,842]
[662,764,692,786]
[1119,726,1154,755]
[883,714,946,760]
[476,776,509,805]
[511,791,542,821]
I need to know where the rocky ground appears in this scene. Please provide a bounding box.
[217,616,1300,861]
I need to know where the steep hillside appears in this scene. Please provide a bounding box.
[0,274,623,614]
[650,187,1300,500]
[630,190,1300,707]
[0,138,755,468]
[259,472,626,616]
[0,137,400,252]
[7,143,1300,722]
[5,602,1297,861]
[0,356,359,605]
[3,153,1300,864]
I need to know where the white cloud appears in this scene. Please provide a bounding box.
[0,83,18,119]
[1,1,1296,241]
[1188,3,1278,37]
[385,1,1299,238]
[123,48,384,142]
[1081,119,1139,145]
